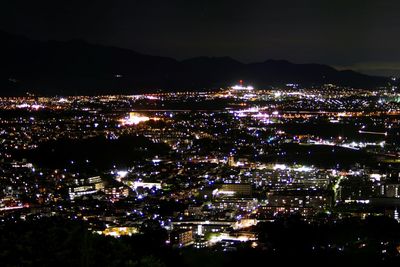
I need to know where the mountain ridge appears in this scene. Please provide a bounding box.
[0,31,390,96]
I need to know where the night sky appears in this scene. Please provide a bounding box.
[1,0,400,76]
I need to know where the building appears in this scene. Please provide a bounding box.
[169,229,194,247]
[212,198,258,212]
[217,183,252,197]
[69,176,104,200]
[381,183,400,198]
[194,236,209,249]
[171,220,235,235]
[227,155,235,167]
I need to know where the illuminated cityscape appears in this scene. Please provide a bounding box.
[0,83,400,265]
[2,1,400,266]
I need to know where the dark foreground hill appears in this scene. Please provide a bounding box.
[1,216,400,266]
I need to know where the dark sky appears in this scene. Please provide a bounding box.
[1,0,400,76]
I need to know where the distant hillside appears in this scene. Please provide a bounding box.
[0,31,390,96]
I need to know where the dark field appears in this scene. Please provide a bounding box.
[269,143,379,169]
[16,135,170,170]
[278,121,386,142]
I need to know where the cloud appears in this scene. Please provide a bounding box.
[335,62,400,77]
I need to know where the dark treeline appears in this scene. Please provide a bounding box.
[1,216,400,267]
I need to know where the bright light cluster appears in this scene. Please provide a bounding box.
[121,112,150,125]
[231,85,254,90]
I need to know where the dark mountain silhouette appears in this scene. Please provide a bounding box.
[0,31,390,96]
